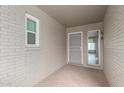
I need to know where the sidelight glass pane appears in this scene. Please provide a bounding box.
[27,32,36,44]
[27,18,36,32]
[88,31,99,65]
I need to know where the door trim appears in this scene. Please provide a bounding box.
[67,31,83,65]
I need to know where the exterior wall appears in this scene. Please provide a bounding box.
[103,6,124,86]
[66,22,103,69]
[0,5,66,86]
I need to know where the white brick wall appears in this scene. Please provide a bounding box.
[104,6,124,86]
[0,6,26,86]
[0,5,66,86]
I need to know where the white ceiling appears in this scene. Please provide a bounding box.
[38,5,107,27]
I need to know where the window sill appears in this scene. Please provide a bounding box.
[25,46,40,51]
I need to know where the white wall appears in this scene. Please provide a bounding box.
[0,5,66,86]
[66,22,103,69]
[103,6,124,86]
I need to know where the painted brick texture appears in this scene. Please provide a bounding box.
[0,6,26,86]
[0,5,66,86]
[104,6,124,86]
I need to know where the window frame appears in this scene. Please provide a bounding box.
[25,13,39,47]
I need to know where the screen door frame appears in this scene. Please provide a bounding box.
[67,31,83,65]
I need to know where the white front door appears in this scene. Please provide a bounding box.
[68,32,83,65]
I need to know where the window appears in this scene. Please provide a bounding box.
[25,13,39,47]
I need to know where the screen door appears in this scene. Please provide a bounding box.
[68,32,83,64]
